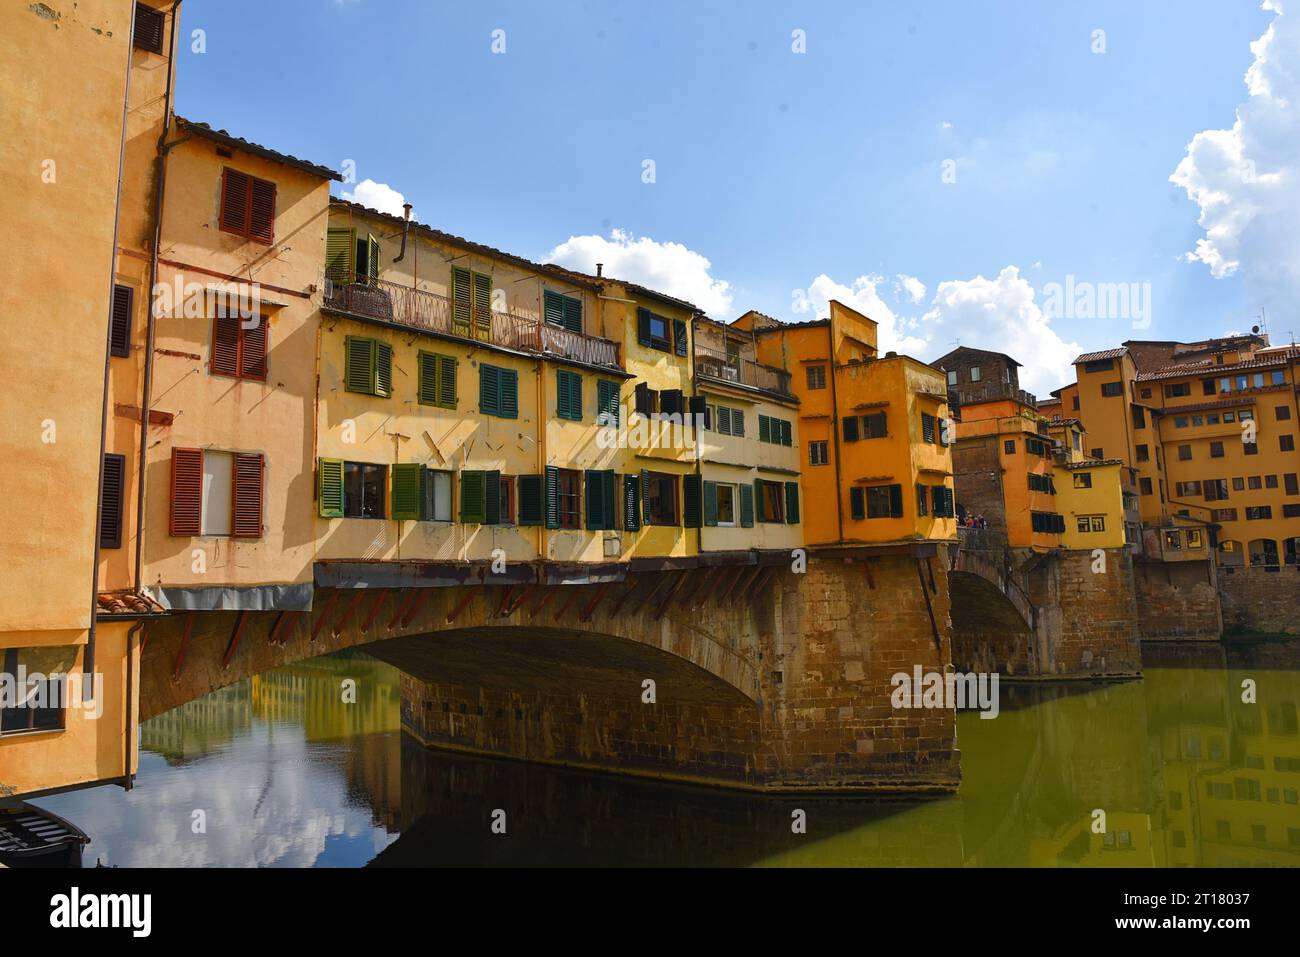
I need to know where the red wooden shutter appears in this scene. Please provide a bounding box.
[239,316,268,380]
[231,453,264,539]
[170,448,203,536]
[211,315,240,376]
[220,168,250,236]
[248,177,276,244]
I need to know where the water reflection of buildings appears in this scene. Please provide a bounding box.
[139,683,252,762]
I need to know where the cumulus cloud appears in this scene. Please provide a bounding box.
[1170,0,1300,297]
[341,179,411,219]
[918,266,1082,395]
[790,266,1081,396]
[545,229,734,316]
[791,273,928,354]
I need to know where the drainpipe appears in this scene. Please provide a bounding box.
[132,2,181,595]
[88,11,141,702]
[122,620,144,789]
[827,316,845,544]
[690,313,704,558]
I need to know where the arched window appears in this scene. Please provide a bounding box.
[1248,538,1279,568]
[1218,540,1244,567]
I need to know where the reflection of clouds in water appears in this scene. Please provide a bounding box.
[36,722,397,868]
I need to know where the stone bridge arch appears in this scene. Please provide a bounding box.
[136,553,961,793]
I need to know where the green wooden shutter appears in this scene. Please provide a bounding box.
[391,464,422,520]
[597,380,620,426]
[850,487,865,520]
[544,466,560,529]
[843,416,859,442]
[672,319,688,357]
[480,364,500,416]
[373,341,392,398]
[344,336,374,394]
[418,352,438,405]
[562,295,582,333]
[326,227,356,284]
[500,368,518,418]
[683,474,702,528]
[543,290,564,327]
[602,471,617,529]
[889,484,904,518]
[366,234,380,285]
[437,355,457,409]
[451,267,472,335]
[785,481,800,524]
[637,308,652,346]
[623,474,642,531]
[754,479,767,522]
[557,370,582,421]
[759,415,771,444]
[473,272,492,339]
[739,483,754,528]
[484,470,501,525]
[780,420,793,447]
[585,469,605,530]
[318,458,344,518]
[518,474,543,525]
[703,480,718,526]
[459,471,486,523]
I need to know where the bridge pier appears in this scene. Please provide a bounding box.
[137,551,959,793]
[952,540,1141,680]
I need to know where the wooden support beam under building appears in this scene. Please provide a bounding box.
[916,558,942,652]
[311,590,339,641]
[221,611,248,671]
[629,571,673,617]
[653,571,689,621]
[691,567,724,610]
[267,610,290,646]
[387,590,418,630]
[578,581,612,622]
[445,581,481,624]
[334,589,368,635]
[552,586,580,623]
[360,588,390,633]
[606,578,642,618]
[504,583,534,616]
[495,586,516,618]
[729,566,765,606]
[172,613,195,683]
[402,589,435,628]
[529,587,556,620]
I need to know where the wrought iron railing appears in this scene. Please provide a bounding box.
[323,274,619,369]
[694,346,793,397]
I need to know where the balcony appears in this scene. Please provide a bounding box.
[951,380,1038,408]
[694,346,793,398]
[323,275,620,370]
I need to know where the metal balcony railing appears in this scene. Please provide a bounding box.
[323,274,620,369]
[694,346,793,397]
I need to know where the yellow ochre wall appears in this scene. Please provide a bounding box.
[1057,462,1127,549]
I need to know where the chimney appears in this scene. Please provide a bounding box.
[596,263,603,278]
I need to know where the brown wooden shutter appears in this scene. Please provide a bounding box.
[220,168,250,236]
[110,284,133,357]
[100,453,126,549]
[239,316,268,380]
[231,453,264,539]
[133,4,165,54]
[170,448,203,536]
[248,177,276,244]
[211,315,240,376]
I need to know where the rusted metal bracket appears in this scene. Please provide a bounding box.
[578,581,612,622]
[916,558,942,652]
[311,590,339,641]
[360,588,390,633]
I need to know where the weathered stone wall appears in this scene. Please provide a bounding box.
[1134,559,1222,640]
[948,570,1034,675]
[1219,565,1300,636]
[1031,548,1141,678]
[952,436,1007,528]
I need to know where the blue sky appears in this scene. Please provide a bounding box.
[174,0,1296,392]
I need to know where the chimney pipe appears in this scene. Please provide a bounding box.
[596,263,603,278]
[394,202,413,262]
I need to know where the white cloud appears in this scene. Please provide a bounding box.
[918,266,1081,396]
[790,266,1080,395]
[341,179,411,219]
[896,274,927,303]
[791,273,928,354]
[545,229,734,316]
[1170,1,1300,297]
